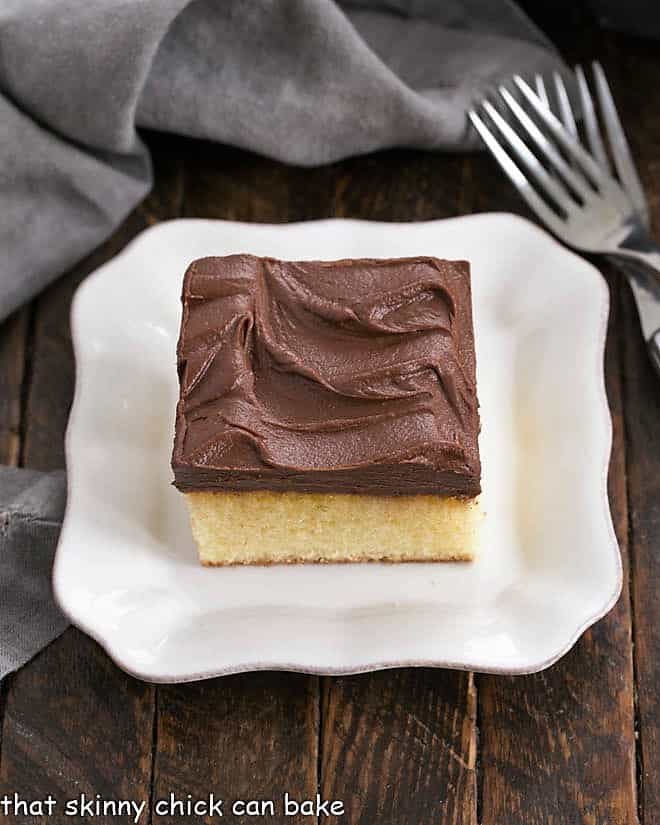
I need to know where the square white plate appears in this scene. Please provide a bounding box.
[54,214,621,681]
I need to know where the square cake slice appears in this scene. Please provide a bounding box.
[172,254,481,564]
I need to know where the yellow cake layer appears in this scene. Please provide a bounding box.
[185,490,480,565]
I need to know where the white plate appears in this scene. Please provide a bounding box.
[54,214,621,681]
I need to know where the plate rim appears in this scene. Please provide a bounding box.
[53,212,622,681]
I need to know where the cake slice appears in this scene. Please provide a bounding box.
[172,254,481,564]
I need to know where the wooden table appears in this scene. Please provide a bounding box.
[0,15,658,825]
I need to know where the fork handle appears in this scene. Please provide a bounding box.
[612,238,660,277]
[649,330,660,379]
[609,254,660,380]
[614,248,660,275]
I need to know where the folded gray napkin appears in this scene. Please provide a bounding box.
[0,0,565,678]
[0,469,68,679]
[1,0,564,321]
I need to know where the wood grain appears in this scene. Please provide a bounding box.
[0,310,29,466]
[153,674,318,825]
[0,629,155,816]
[617,35,660,825]
[321,669,477,825]
[182,139,469,223]
[0,138,184,822]
[621,282,660,825]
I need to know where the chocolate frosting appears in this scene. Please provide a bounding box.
[172,255,480,496]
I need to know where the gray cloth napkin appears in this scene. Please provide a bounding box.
[0,0,565,678]
[0,0,564,320]
[0,469,68,679]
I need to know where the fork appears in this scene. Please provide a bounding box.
[469,63,660,377]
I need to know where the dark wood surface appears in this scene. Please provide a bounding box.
[0,19,658,825]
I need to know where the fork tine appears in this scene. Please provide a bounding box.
[469,110,564,234]
[498,85,595,202]
[553,72,579,139]
[513,75,609,187]
[575,65,610,172]
[535,74,550,109]
[592,61,649,225]
[481,101,576,214]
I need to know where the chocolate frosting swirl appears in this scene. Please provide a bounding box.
[173,255,480,496]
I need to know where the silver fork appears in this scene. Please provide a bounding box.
[469,63,660,377]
